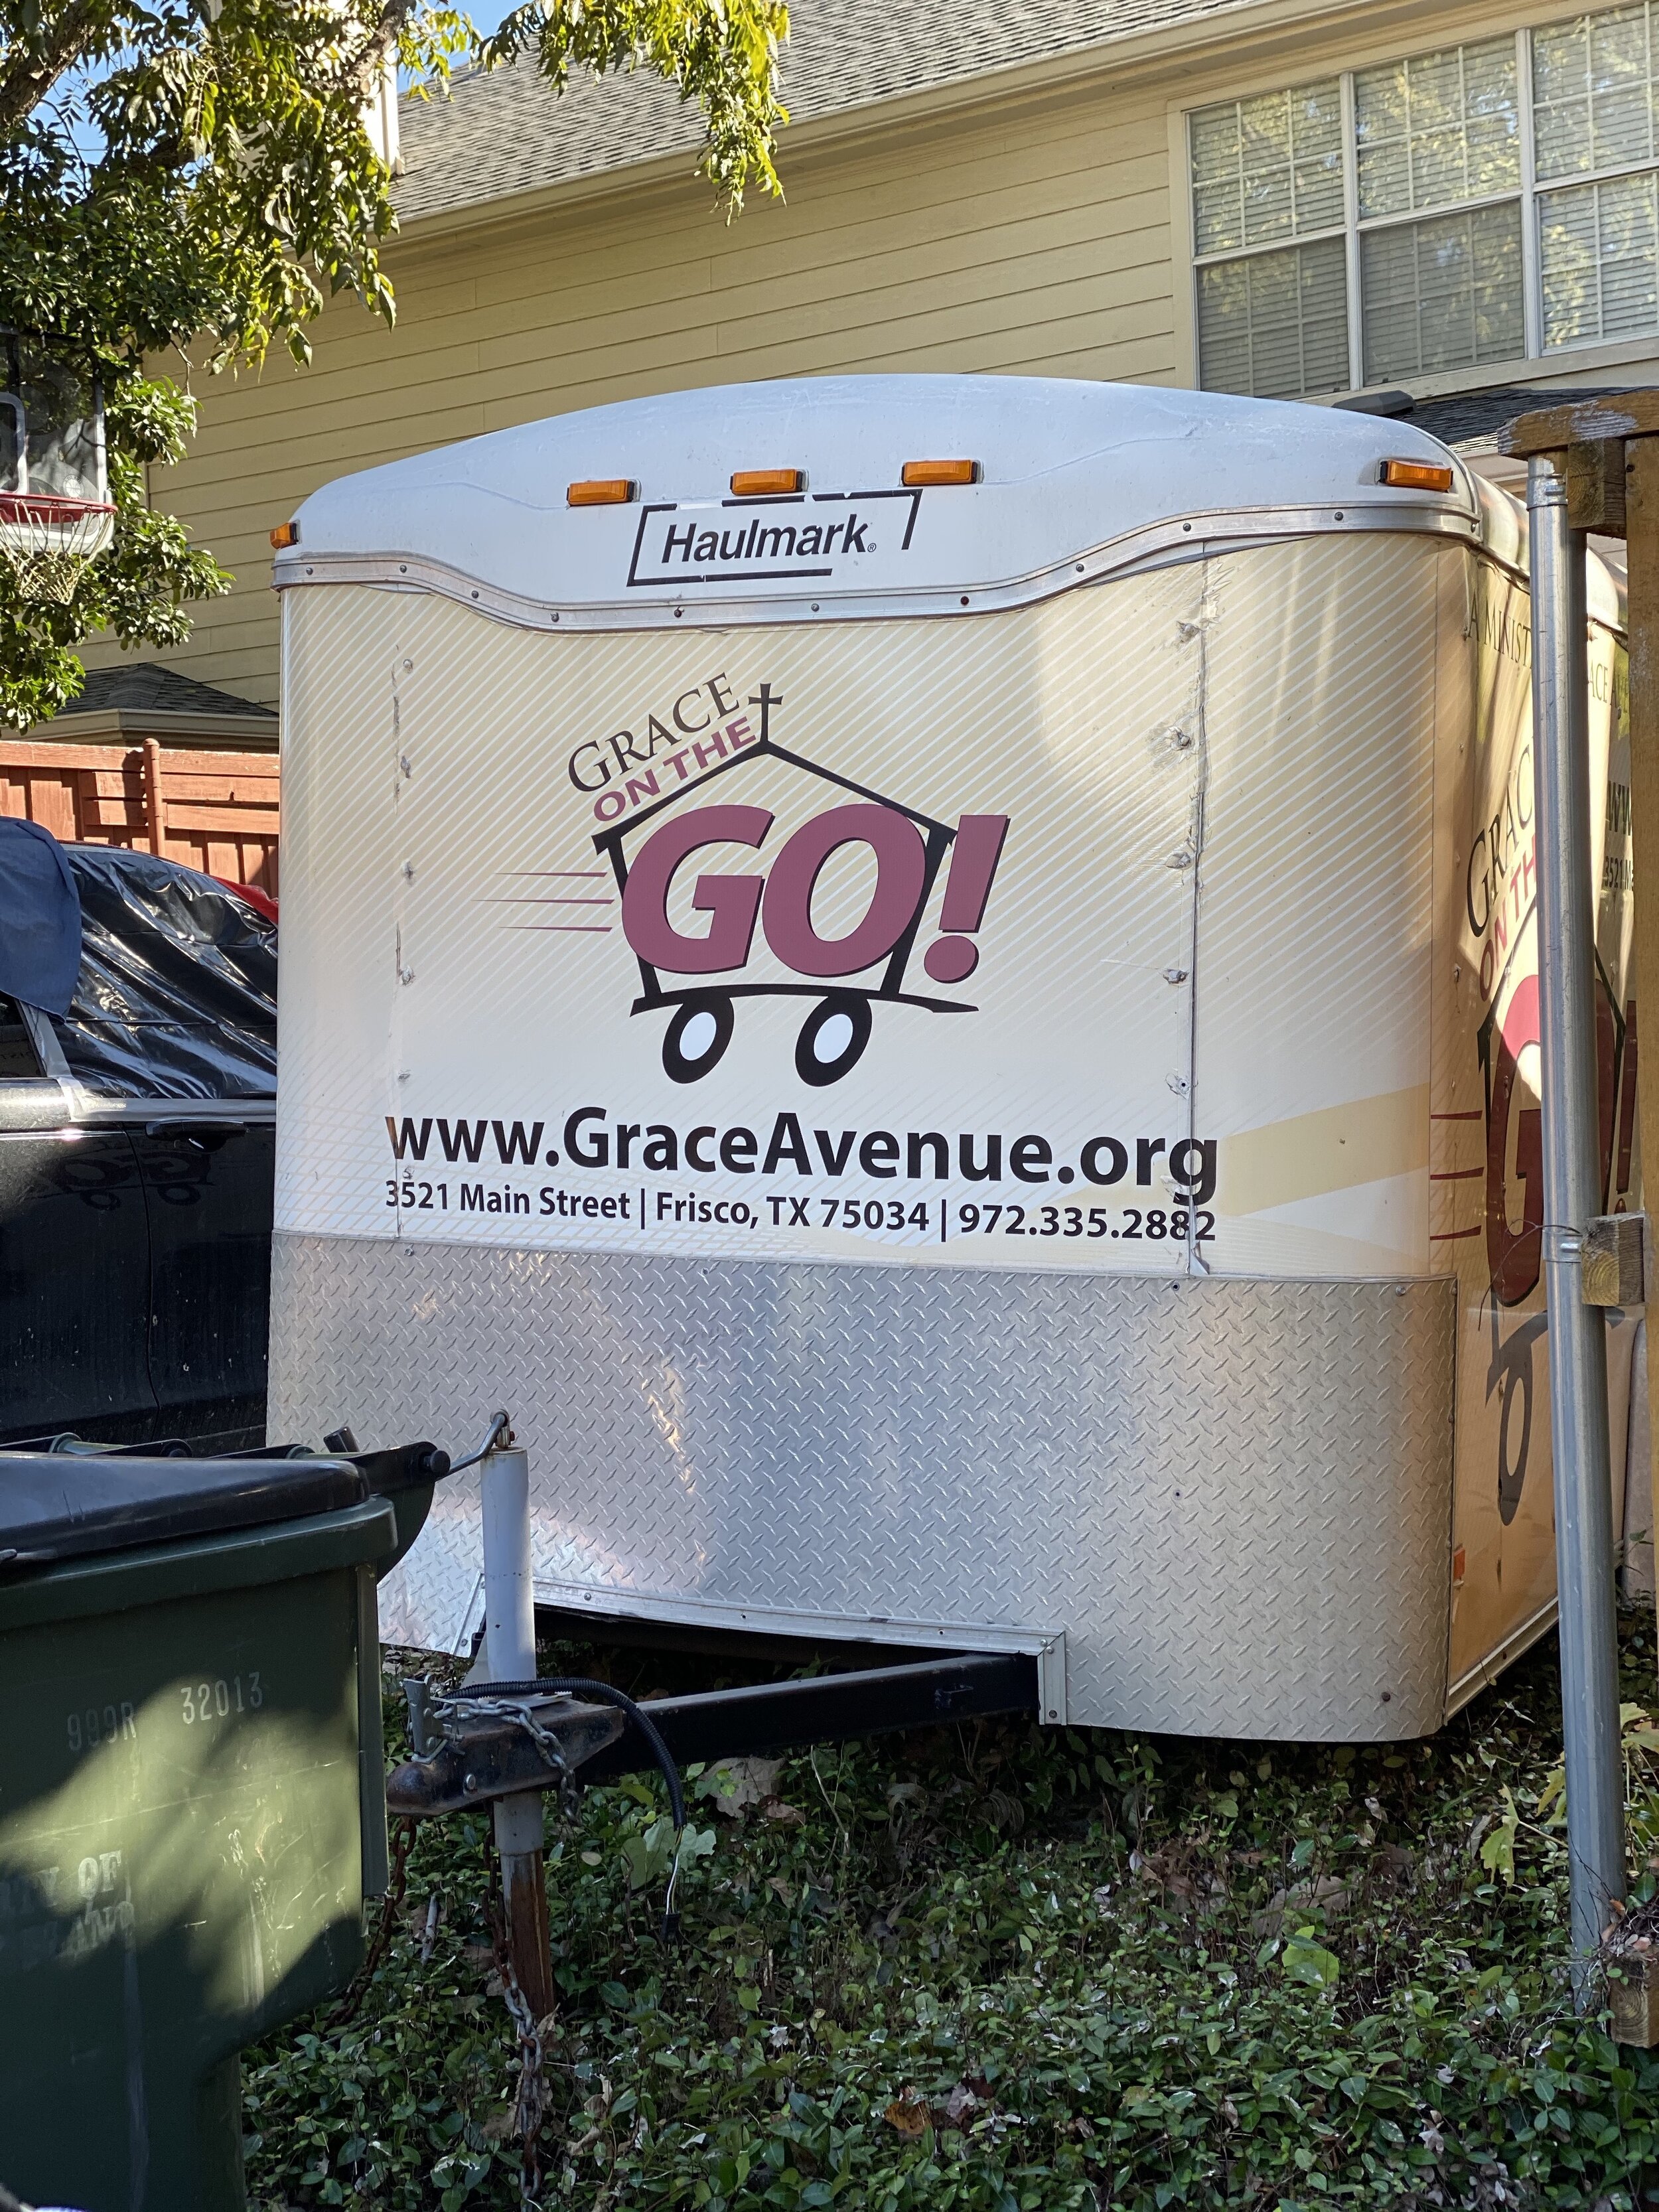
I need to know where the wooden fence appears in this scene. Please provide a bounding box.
[0,737,279,894]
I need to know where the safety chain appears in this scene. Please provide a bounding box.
[326,1814,418,2031]
[431,1690,567,1752]
[484,1841,551,2207]
[429,1692,585,1822]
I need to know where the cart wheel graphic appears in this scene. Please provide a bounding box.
[662,994,735,1084]
[795,993,873,1088]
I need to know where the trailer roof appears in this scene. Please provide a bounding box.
[277,374,1512,631]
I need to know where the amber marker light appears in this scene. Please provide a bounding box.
[901,459,981,488]
[1380,457,1455,492]
[730,469,804,496]
[567,479,637,507]
[269,520,299,550]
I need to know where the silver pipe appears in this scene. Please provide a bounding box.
[1527,454,1626,1994]
[480,1444,543,1856]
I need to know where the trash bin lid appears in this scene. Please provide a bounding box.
[0,1453,366,1572]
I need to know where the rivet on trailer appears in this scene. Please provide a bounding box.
[264,376,1646,2019]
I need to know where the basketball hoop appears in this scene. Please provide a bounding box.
[0,489,116,604]
[0,334,113,604]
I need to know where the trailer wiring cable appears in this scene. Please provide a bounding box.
[442,1674,689,1938]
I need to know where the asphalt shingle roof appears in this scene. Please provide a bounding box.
[1335,386,1641,451]
[66,664,277,719]
[395,0,1263,223]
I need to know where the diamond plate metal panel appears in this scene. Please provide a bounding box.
[273,1234,1455,1740]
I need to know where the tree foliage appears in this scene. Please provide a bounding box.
[0,0,788,725]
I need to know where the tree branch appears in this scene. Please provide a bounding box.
[354,0,418,102]
[0,0,111,137]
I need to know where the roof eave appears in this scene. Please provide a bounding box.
[21,706,281,749]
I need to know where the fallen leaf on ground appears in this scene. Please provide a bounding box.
[695,1757,784,1816]
[885,2097,928,2138]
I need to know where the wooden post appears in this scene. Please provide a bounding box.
[1567,435,1628,535]
[141,736,166,856]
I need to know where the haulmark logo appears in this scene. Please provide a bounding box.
[627,487,922,589]
[592,685,1009,1088]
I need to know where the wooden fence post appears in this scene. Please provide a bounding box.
[141,737,166,857]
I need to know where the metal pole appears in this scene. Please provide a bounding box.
[1528,453,1626,1994]
[480,1441,555,2020]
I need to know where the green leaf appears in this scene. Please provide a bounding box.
[1281,1937,1340,1991]
[1479,1791,1519,1886]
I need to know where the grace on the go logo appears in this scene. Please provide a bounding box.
[593,685,1009,1086]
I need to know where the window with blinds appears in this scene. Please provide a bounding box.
[1190,6,1659,398]
[1189,84,1348,398]
[1536,6,1659,342]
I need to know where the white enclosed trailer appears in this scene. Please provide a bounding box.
[269,374,1640,1743]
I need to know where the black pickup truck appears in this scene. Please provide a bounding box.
[0,840,276,1451]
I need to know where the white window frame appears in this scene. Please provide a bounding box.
[1181,16,1659,398]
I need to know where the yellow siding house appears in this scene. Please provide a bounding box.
[84,0,1659,711]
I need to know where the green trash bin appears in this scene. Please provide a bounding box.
[0,1449,417,2211]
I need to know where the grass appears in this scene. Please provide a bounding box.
[242,1607,1659,2211]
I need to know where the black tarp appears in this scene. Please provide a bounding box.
[52,846,277,1099]
[0,818,82,1015]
